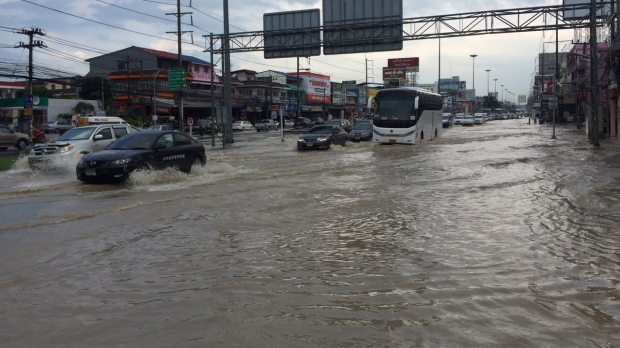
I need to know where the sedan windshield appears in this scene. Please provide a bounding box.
[107,133,159,150]
[352,123,372,130]
[57,127,96,141]
[307,126,333,134]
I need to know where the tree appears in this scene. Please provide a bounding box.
[79,77,112,104]
[482,95,500,110]
[16,85,55,98]
[74,101,95,114]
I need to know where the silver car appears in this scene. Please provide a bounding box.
[0,125,30,150]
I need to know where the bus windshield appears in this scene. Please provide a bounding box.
[374,94,416,128]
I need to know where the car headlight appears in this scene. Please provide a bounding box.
[317,137,328,141]
[57,145,74,153]
[111,158,133,166]
[297,138,304,142]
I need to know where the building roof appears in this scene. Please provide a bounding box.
[231,69,258,75]
[260,70,299,79]
[134,46,212,65]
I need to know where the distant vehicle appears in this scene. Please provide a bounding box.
[28,124,139,169]
[348,122,373,141]
[372,87,443,144]
[462,115,474,126]
[41,120,74,134]
[454,113,465,125]
[324,119,352,132]
[232,121,253,131]
[567,115,576,123]
[442,113,454,127]
[282,119,294,128]
[293,117,313,129]
[148,125,172,131]
[474,113,484,124]
[310,117,324,125]
[76,130,206,182]
[255,119,279,132]
[76,116,128,126]
[297,125,348,150]
[0,125,30,150]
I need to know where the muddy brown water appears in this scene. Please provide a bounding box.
[1,120,619,347]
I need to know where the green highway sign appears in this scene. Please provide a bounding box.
[168,69,187,90]
[342,80,356,86]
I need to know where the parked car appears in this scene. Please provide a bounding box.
[297,125,348,150]
[293,117,313,129]
[41,120,74,134]
[348,122,373,142]
[232,121,253,131]
[324,119,352,132]
[0,125,30,150]
[28,124,139,169]
[76,130,206,183]
[255,119,279,132]
[282,119,294,128]
[462,115,474,126]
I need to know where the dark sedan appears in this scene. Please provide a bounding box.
[293,117,313,129]
[76,130,206,182]
[348,122,373,142]
[297,125,348,150]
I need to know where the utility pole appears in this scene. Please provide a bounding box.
[210,33,216,147]
[297,57,301,118]
[590,0,600,146]
[166,0,192,132]
[366,58,373,113]
[222,0,233,143]
[15,27,46,134]
[552,10,559,140]
[438,36,441,94]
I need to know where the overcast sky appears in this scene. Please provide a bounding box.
[0,0,580,98]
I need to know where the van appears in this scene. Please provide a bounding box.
[76,116,127,127]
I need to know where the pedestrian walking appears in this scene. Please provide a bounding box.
[528,116,531,125]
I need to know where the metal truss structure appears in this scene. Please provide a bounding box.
[204,3,611,54]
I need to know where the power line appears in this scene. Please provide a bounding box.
[20,0,193,45]
[189,4,246,32]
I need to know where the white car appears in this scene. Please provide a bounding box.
[454,113,464,125]
[461,115,474,126]
[474,113,484,124]
[283,119,294,128]
[232,121,253,131]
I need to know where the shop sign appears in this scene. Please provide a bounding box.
[156,106,170,114]
[301,72,331,103]
[268,104,280,111]
[310,106,323,112]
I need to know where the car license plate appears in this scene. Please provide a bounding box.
[85,169,97,176]
[306,143,314,147]
[389,139,396,144]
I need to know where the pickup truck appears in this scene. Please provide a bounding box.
[28,124,140,169]
[255,119,279,132]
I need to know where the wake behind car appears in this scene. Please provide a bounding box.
[297,125,348,150]
[76,130,206,182]
[348,122,373,142]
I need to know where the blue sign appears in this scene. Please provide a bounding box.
[81,108,87,116]
[24,94,33,108]
[24,116,32,121]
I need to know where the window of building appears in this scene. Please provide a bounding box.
[50,84,56,90]
[117,62,126,70]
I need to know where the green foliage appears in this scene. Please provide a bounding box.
[122,117,141,127]
[16,86,55,98]
[482,95,500,110]
[74,101,95,114]
[57,113,72,120]
[0,157,18,171]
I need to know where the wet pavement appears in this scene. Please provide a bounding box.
[0,119,619,347]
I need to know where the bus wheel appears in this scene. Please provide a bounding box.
[420,131,424,140]
[435,128,438,138]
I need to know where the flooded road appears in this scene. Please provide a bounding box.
[1,120,619,347]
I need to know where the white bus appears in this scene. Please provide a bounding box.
[372,87,443,144]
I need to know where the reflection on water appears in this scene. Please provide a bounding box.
[0,121,619,347]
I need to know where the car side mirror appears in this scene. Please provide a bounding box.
[94,134,103,140]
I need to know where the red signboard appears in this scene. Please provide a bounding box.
[388,57,419,72]
[542,79,553,95]
[383,67,406,80]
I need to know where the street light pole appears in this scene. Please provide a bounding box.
[153,70,164,124]
[494,78,497,97]
[470,54,477,113]
[501,85,504,103]
[485,69,491,96]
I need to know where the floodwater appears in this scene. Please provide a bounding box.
[1,120,619,347]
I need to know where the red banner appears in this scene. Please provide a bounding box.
[388,57,419,72]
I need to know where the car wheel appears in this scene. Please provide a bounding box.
[267,126,271,131]
[55,128,60,134]
[242,126,246,131]
[192,157,204,167]
[16,139,27,150]
[136,163,151,172]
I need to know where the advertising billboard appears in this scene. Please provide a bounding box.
[457,89,475,101]
[542,79,553,95]
[459,81,466,90]
[299,72,331,103]
[439,78,460,92]
[383,67,407,80]
[387,57,419,72]
[488,92,498,99]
